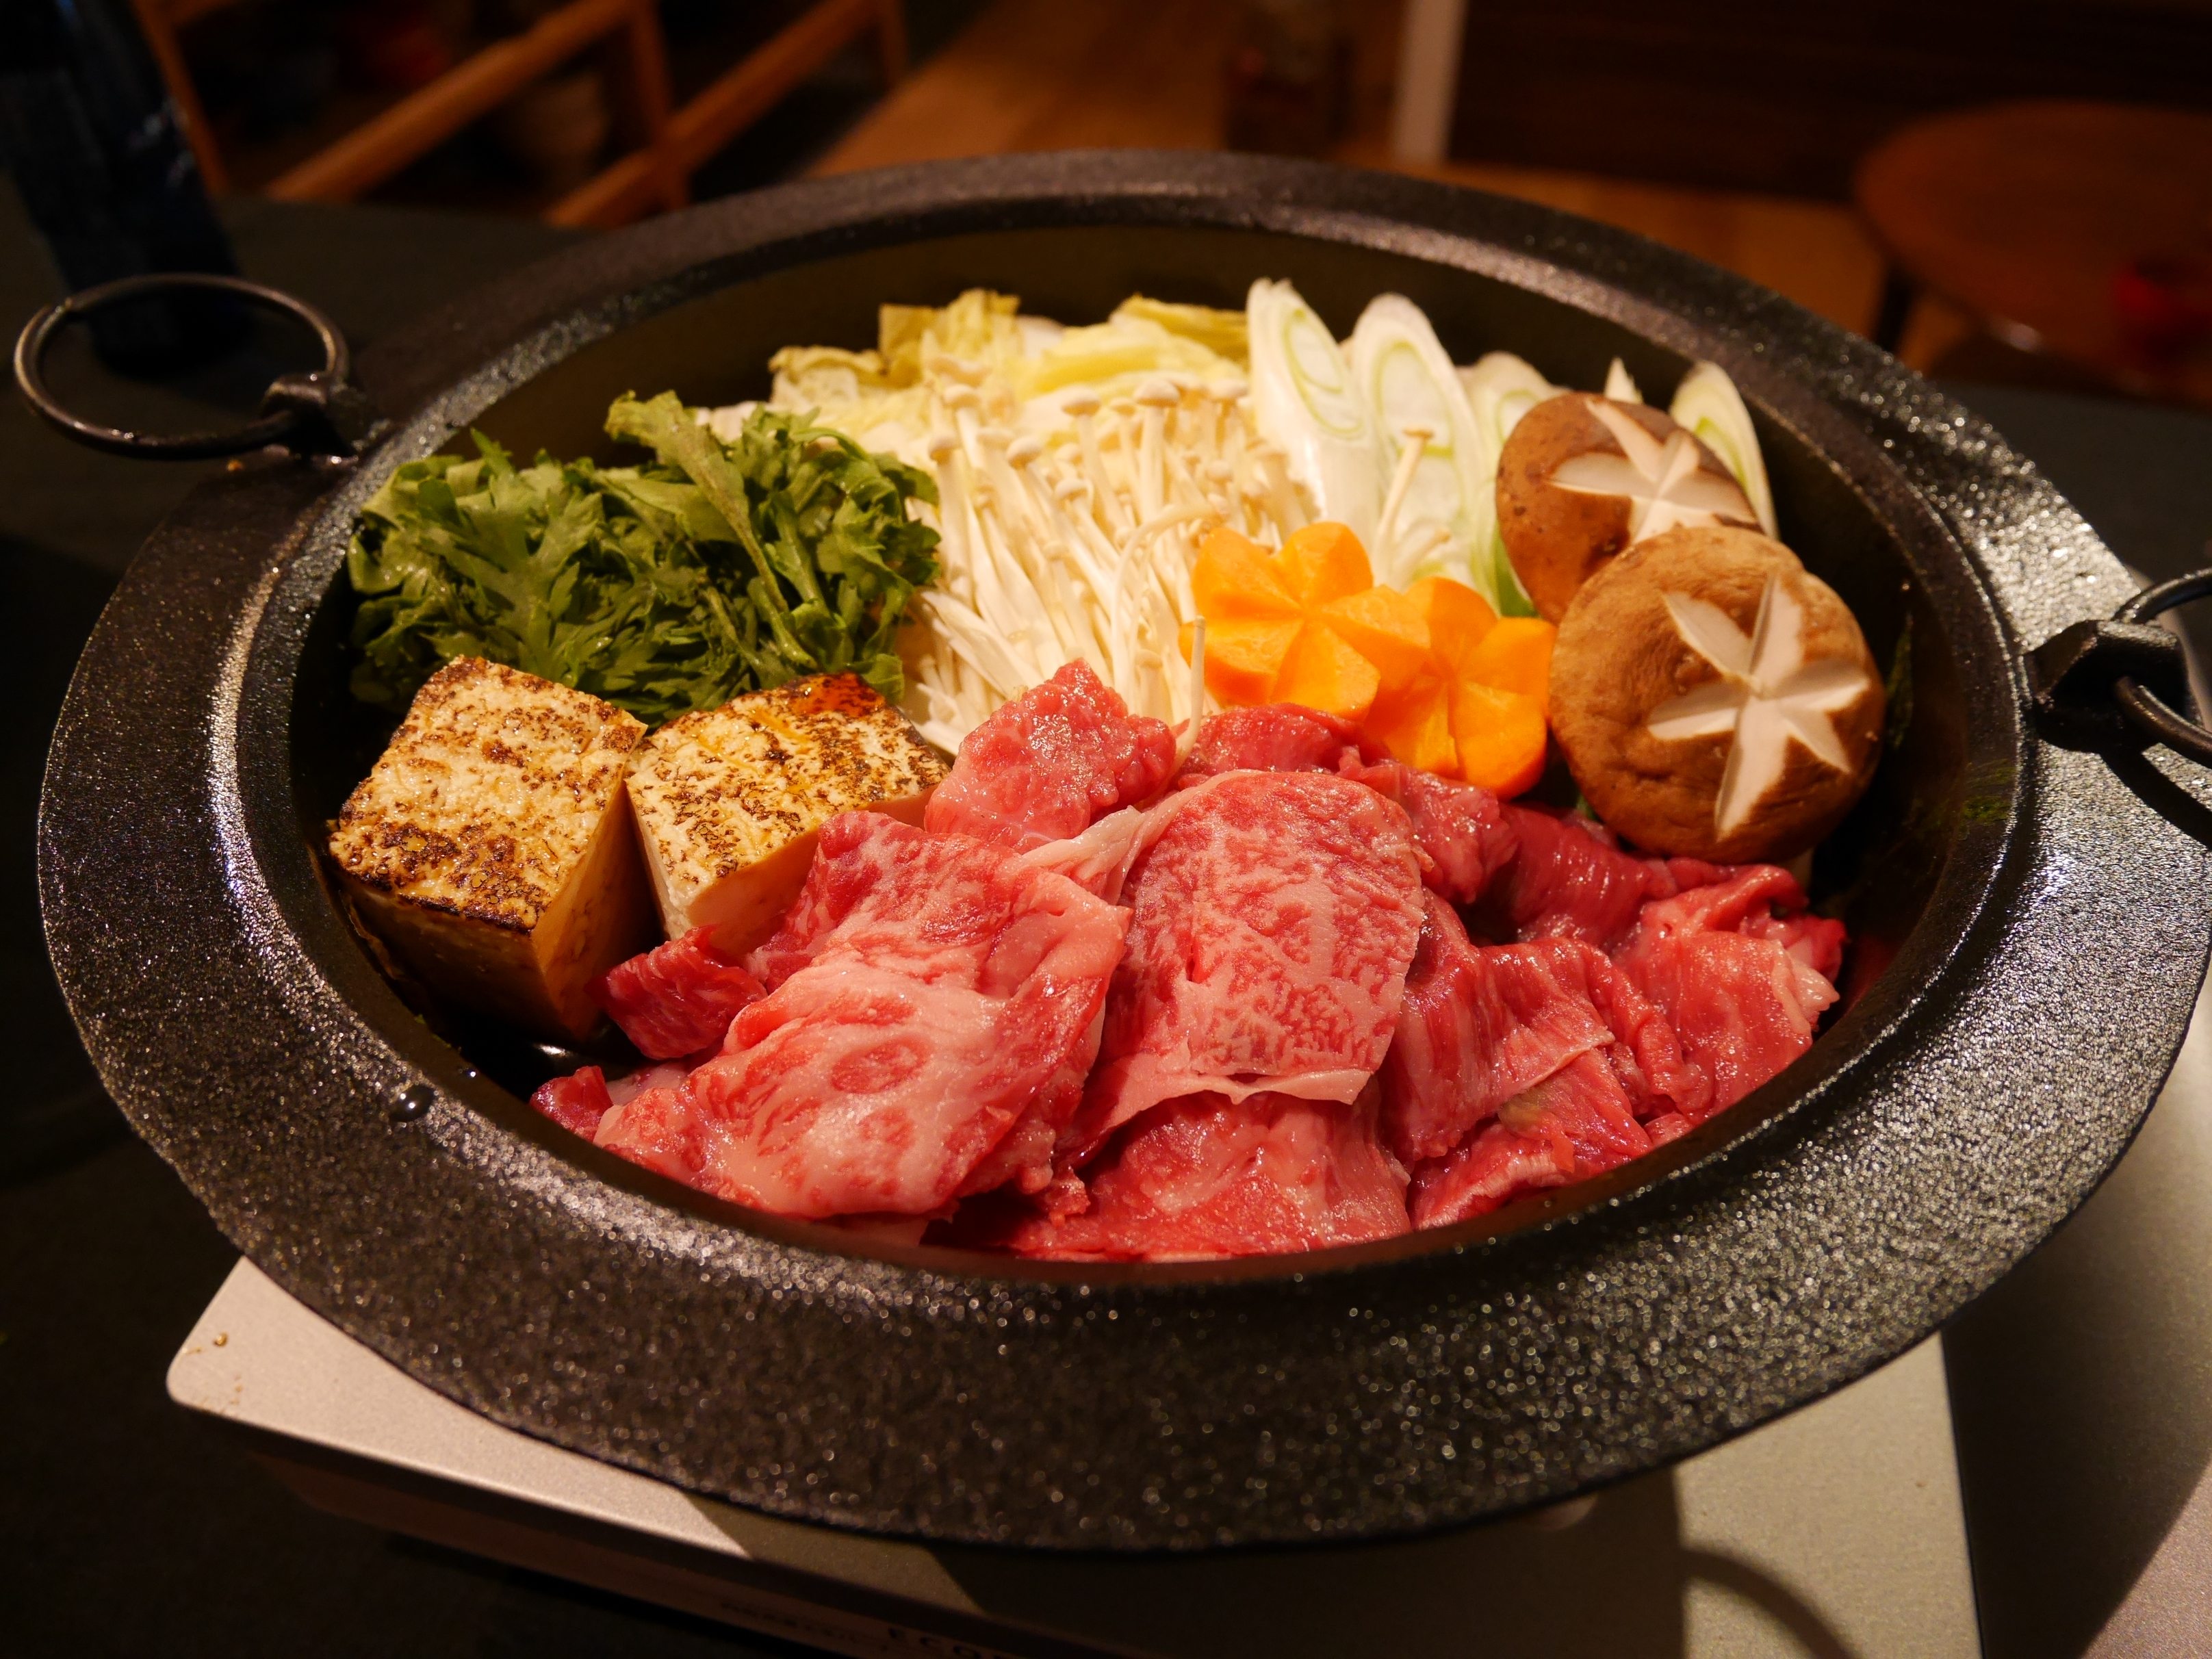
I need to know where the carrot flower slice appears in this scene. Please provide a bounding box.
[1360,576,1558,797]
[1181,531,1557,787]
[1408,576,1498,676]
[1192,530,1298,618]
[1273,623,1383,721]
[1272,521,1373,606]
[1315,586,1430,693]
[1450,681,1549,795]
[1466,617,1556,714]
[1183,524,1429,722]
[1365,673,1458,775]
[1196,617,1303,706]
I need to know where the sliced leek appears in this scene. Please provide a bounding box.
[1669,361,1777,536]
[1246,278,1383,548]
[1349,294,1497,601]
[1457,350,1558,466]
[1455,351,1559,617]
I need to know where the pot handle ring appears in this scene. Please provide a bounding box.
[2029,570,2212,764]
[12,272,381,461]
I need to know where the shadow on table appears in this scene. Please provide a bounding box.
[1944,969,2212,1659]
[911,1473,1851,1659]
[1940,385,2212,1654]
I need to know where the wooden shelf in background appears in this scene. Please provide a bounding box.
[266,0,645,203]
[132,0,905,226]
[551,0,904,229]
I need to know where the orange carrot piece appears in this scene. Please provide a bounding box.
[1365,673,1458,775]
[1465,617,1556,713]
[1191,617,1303,706]
[1272,522,1374,607]
[1314,584,1430,693]
[1450,682,1548,797]
[1272,621,1382,722]
[1405,576,1498,678]
[1192,526,1300,619]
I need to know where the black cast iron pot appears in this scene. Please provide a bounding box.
[34,152,2212,1550]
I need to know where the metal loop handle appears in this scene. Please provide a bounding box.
[2030,569,2212,762]
[12,272,351,460]
[2113,570,2212,765]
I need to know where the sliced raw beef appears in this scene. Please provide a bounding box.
[1409,1053,1653,1228]
[1345,755,1519,903]
[1616,866,1842,1115]
[1068,771,1426,1163]
[1594,967,1712,1124]
[612,1058,692,1101]
[1469,804,1667,947]
[532,1066,613,1139]
[742,801,1134,990]
[592,926,766,1059]
[531,1057,697,1142]
[955,1000,1106,1205]
[1471,804,1727,949]
[591,812,1129,1216]
[925,661,1176,853]
[1379,894,1706,1166]
[1018,806,1150,903]
[962,1087,1411,1261]
[1743,907,1849,983]
[1174,704,1361,781]
[583,1081,706,1185]
[1172,708,1515,905]
[1636,862,1809,934]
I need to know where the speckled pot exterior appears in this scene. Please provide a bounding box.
[40,153,2212,1550]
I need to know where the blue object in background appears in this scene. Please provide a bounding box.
[0,0,236,368]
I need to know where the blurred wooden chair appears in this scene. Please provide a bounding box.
[1855,100,2212,408]
[129,0,906,228]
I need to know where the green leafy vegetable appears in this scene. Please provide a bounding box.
[346,398,939,727]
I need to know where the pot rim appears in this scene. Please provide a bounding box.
[40,151,2207,1549]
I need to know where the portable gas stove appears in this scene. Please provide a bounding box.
[169,1264,1978,1659]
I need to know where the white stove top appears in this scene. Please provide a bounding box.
[170,1257,1978,1658]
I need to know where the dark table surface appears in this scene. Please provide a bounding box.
[4,181,2211,1659]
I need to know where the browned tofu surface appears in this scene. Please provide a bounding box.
[628,672,948,956]
[328,656,653,1039]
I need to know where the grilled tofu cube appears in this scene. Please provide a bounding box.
[627,672,948,957]
[328,657,654,1040]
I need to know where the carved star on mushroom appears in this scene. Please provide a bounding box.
[1645,574,1875,837]
[1551,399,1756,543]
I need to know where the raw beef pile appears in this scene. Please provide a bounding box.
[533,663,1845,1259]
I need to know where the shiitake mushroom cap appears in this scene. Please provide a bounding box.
[1549,525,1884,864]
[1497,394,1759,623]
